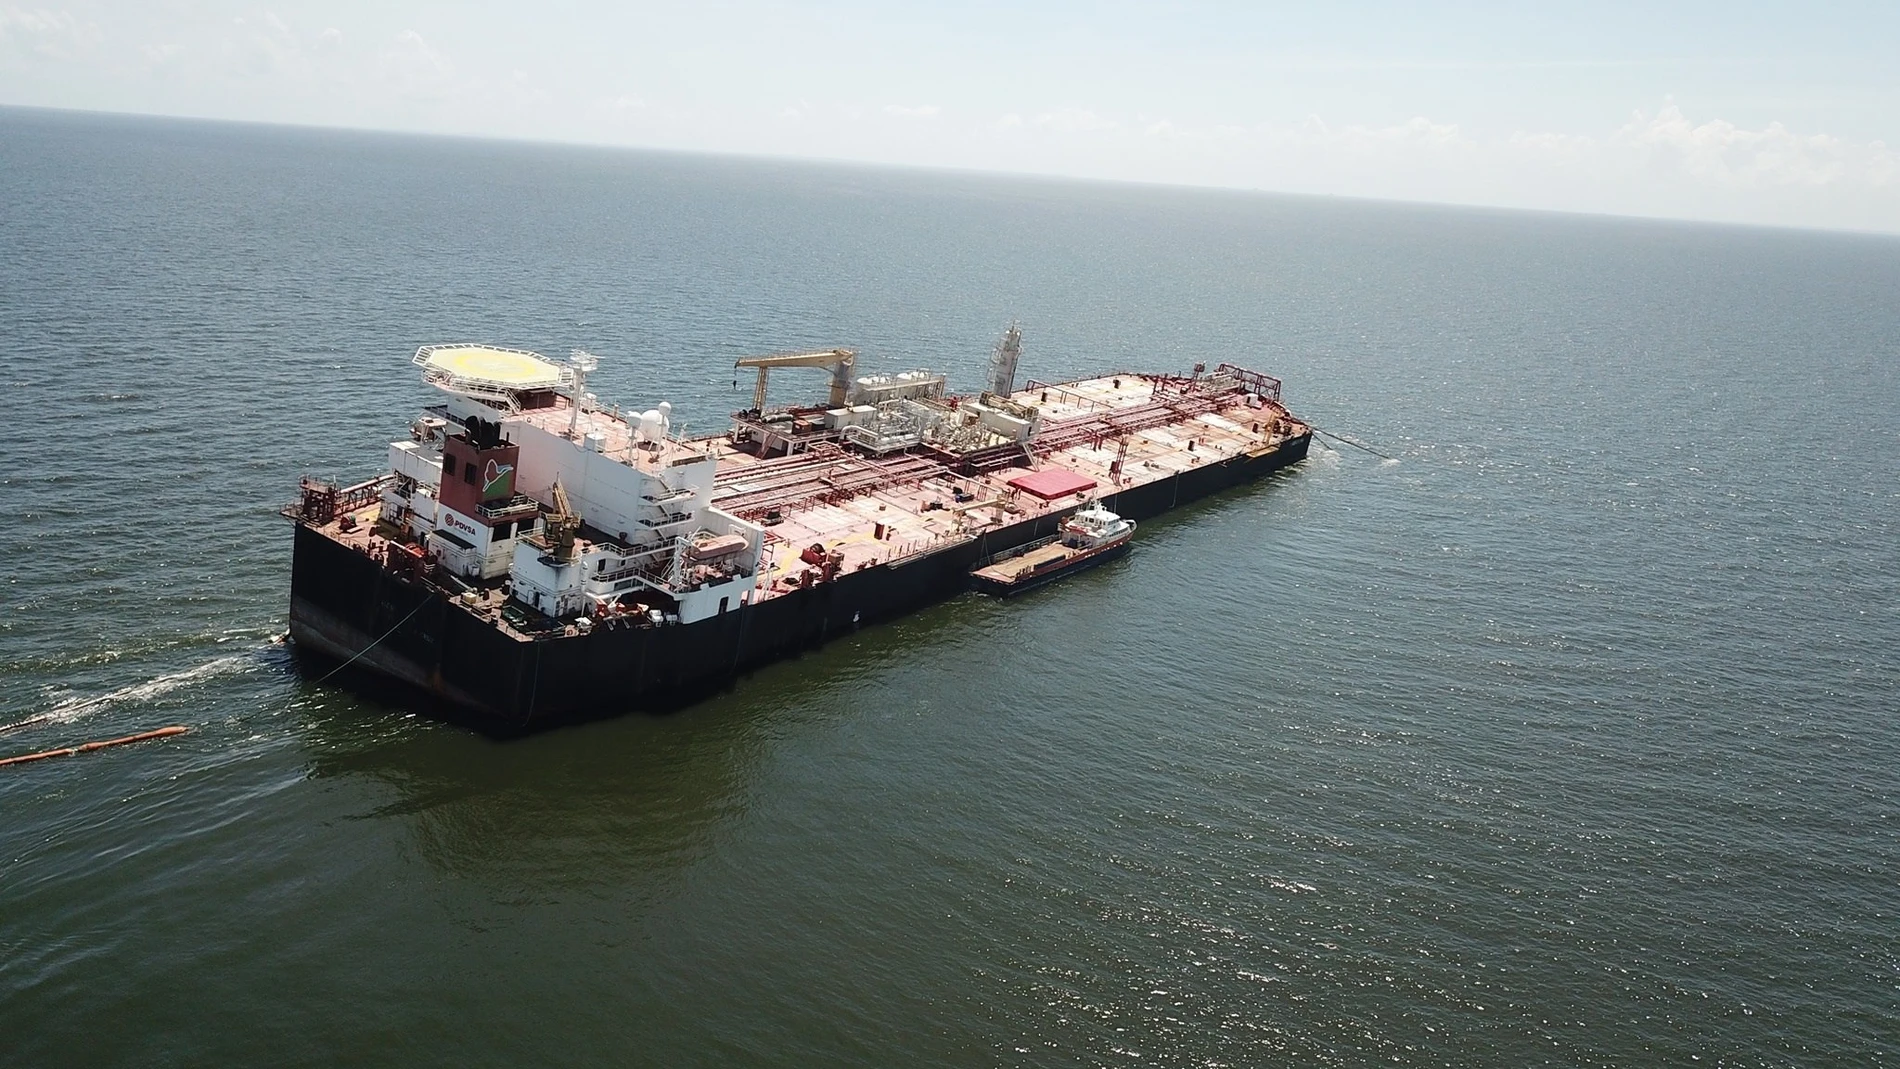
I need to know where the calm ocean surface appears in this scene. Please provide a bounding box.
[2,106,1897,1067]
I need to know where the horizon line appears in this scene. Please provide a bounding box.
[5,101,1897,243]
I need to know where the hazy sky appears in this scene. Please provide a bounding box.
[5,2,1898,232]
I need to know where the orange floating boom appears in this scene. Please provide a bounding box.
[0,726,189,768]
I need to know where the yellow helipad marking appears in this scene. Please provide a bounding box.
[422,346,563,388]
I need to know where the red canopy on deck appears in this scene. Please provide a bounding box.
[1007,468,1099,501]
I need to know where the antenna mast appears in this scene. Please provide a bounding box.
[566,349,599,439]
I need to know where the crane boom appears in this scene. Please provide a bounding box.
[734,348,856,411]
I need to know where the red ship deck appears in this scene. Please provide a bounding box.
[710,371,1302,603]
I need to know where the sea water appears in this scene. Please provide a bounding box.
[2,106,1897,1067]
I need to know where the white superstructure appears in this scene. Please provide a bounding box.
[382,344,765,626]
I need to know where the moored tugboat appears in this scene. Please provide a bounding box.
[969,503,1135,597]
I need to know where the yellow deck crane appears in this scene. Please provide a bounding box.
[735,349,857,413]
[545,477,582,561]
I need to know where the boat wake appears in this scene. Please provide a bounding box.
[0,655,253,735]
[1,624,281,675]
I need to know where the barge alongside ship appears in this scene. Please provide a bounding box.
[969,503,1136,597]
[285,328,1310,733]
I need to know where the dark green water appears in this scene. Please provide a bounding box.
[2,106,1897,1067]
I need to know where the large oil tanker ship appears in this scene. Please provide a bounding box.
[284,328,1310,733]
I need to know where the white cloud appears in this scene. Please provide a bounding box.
[378,28,454,99]
[1032,108,1116,133]
[387,28,449,76]
[0,5,102,61]
[200,12,357,86]
[961,99,1898,229]
[232,10,309,79]
[0,4,1889,234]
[1507,129,1596,159]
[1611,104,1895,189]
[998,100,1892,199]
[140,41,181,68]
[1336,115,1467,150]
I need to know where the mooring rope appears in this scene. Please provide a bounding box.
[1311,425,1398,461]
[309,599,431,685]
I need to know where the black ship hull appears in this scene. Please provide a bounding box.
[288,432,1310,734]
